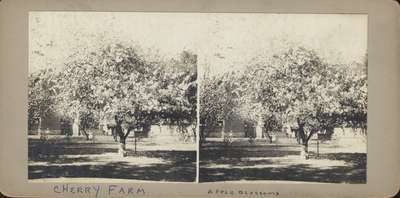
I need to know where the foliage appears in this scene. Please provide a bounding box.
[158,51,198,139]
[200,46,367,149]
[48,43,197,143]
[242,47,366,143]
[28,68,57,130]
[200,71,240,126]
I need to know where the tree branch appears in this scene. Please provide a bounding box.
[306,128,317,143]
[124,128,132,140]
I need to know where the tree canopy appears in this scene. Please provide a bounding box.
[28,68,57,130]
[29,43,198,144]
[200,46,367,148]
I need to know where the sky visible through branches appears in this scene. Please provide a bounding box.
[29,12,367,76]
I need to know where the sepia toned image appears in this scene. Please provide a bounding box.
[2,0,400,197]
[199,14,368,183]
[28,12,198,182]
[28,12,368,184]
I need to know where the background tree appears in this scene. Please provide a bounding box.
[52,51,101,139]
[54,43,163,154]
[199,71,240,142]
[28,68,57,135]
[237,61,286,142]
[238,47,367,158]
[53,43,197,156]
[337,62,367,135]
[158,51,198,142]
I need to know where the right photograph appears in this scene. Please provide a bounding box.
[199,14,367,183]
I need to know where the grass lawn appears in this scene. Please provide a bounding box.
[199,137,366,183]
[28,135,196,182]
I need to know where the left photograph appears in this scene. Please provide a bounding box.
[28,12,197,182]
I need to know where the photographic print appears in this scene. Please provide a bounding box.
[28,12,368,184]
[1,0,398,196]
[28,12,198,182]
[199,14,367,183]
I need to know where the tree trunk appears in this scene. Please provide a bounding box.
[111,127,118,142]
[72,114,80,136]
[221,120,225,139]
[264,119,274,143]
[361,123,367,136]
[119,137,127,157]
[300,143,309,159]
[325,127,334,140]
[114,117,130,157]
[265,130,273,143]
[134,133,137,154]
[199,125,206,146]
[37,117,42,136]
[118,134,128,157]
[81,129,90,141]
[256,117,264,139]
[191,124,196,142]
[341,126,346,136]
[296,118,310,159]
[296,127,305,145]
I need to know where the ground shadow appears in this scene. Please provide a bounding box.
[28,138,196,182]
[200,141,366,183]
